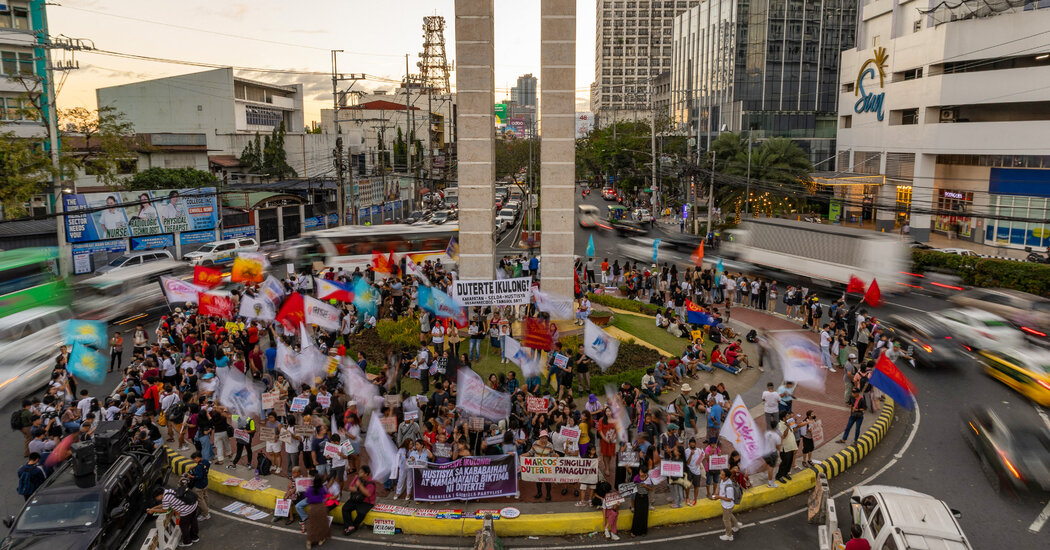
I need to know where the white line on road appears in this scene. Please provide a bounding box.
[210,510,470,549]
[1034,405,1050,432]
[1030,500,1050,533]
[795,397,850,412]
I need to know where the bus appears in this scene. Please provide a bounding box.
[293,223,458,272]
[0,248,70,318]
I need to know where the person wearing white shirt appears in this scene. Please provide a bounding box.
[761,383,780,429]
[76,393,94,420]
[819,325,835,371]
[430,323,445,355]
[717,469,742,541]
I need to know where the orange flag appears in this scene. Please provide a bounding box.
[371,250,393,274]
[690,242,705,266]
[193,265,223,288]
[231,253,265,283]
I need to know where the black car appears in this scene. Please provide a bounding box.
[610,218,650,236]
[962,406,1050,496]
[880,312,969,368]
[2,425,170,550]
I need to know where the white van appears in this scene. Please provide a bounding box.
[0,307,69,406]
[183,238,259,266]
[74,261,190,322]
[95,249,175,274]
[849,486,972,550]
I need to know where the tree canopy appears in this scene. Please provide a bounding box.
[124,167,218,191]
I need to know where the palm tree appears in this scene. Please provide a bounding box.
[709,134,813,216]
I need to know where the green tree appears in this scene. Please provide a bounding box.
[261,121,296,180]
[708,133,813,214]
[0,132,54,216]
[238,132,263,173]
[60,106,139,189]
[393,126,407,171]
[124,167,219,191]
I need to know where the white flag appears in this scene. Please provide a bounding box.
[261,275,285,305]
[719,395,772,469]
[300,323,313,349]
[584,319,620,371]
[768,331,826,391]
[296,345,331,388]
[217,370,264,419]
[456,367,511,421]
[275,339,307,388]
[532,287,573,319]
[404,256,429,285]
[238,294,276,321]
[339,360,379,416]
[303,295,340,331]
[160,276,204,304]
[503,336,543,378]
[365,411,398,482]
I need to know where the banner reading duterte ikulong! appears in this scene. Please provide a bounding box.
[451,277,532,307]
[412,454,518,502]
[520,456,598,484]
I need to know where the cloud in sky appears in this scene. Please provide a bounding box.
[49,0,596,122]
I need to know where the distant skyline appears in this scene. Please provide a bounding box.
[49,0,596,127]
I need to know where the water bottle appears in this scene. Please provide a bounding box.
[254,469,260,481]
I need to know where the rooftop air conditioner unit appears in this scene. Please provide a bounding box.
[940,108,958,123]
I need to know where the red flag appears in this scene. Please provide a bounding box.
[275,292,305,332]
[371,251,393,274]
[198,292,234,319]
[523,317,555,351]
[388,250,399,275]
[690,242,705,266]
[193,265,223,288]
[875,353,918,395]
[863,279,883,307]
[847,275,866,294]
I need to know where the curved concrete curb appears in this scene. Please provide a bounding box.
[163,399,896,536]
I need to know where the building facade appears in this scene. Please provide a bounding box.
[671,0,857,164]
[511,73,537,107]
[837,1,1050,246]
[592,0,700,125]
[0,0,47,139]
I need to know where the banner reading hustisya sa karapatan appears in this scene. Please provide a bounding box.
[451,277,532,307]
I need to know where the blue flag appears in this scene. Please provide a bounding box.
[68,342,107,385]
[652,239,661,263]
[445,237,459,261]
[586,235,595,257]
[715,258,724,284]
[64,320,107,349]
[352,277,379,317]
[418,285,467,325]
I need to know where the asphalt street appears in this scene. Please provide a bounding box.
[0,200,1047,549]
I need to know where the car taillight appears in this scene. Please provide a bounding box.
[1021,326,1047,338]
[1037,379,1050,391]
[930,281,964,291]
[999,451,1024,480]
[900,271,925,278]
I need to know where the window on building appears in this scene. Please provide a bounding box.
[935,190,973,238]
[840,115,852,128]
[13,5,30,30]
[0,51,16,75]
[901,109,919,125]
[17,52,32,75]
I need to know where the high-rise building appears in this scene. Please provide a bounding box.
[670,0,857,165]
[511,73,537,107]
[592,0,700,126]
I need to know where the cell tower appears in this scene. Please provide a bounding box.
[418,15,451,93]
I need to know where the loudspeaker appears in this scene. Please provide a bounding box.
[71,440,97,477]
[93,420,130,465]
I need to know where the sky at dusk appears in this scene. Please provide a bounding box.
[48,0,597,126]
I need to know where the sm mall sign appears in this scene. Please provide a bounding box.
[854,47,889,121]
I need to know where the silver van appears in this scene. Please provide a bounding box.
[95,249,175,274]
[74,261,190,322]
[0,307,69,405]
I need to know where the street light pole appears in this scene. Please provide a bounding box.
[744,131,752,217]
[650,80,657,213]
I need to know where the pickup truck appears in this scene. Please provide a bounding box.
[2,440,170,550]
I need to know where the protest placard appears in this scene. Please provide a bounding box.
[811,419,824,447]
[553,353,568,369]
[526,396,548,413]
[233,429,250,443]
[372,519,395,535]
[290,397,309,412]
[381,416,397,434]
[603,491,625,508]
[385,394,402,407]
[558,426,580,441]
[618,451,640,467]
[484,434,504,446]
[433,442,452,458]
[316,394,331,408]
[294,425,314,439]
[660,460,684,478]
[274,499,291,517]
[468,416,485,431]
[708,454,728,470]
[295,477,312,493]
[258,427,276,443]
[261,390,278,410]
[323,442,343,459]
[519,456,599,484]
[617,482,637,497]
[404,410,419,421]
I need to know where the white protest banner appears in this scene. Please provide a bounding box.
[261,390,279,410]
[258,427,276,443]
[526,396,548,413]
[323,442,343,459]
[239,294,276,322]
[719,395,771,469]
[519,456,599,484]
[234,429,250,443]
[603,491,625,508]
[274,499,291,517]
[811,419,824,447]
[617,482,637,497]
[373,518,395,535]
[160,276,204,304]
[317,394,331,408]
[295,477,312,493]
[553,353,569,369]
[647,466,665,484]
[484,434,504,446]
[584,320,620,371]
[768,331,826,391]
[708,454,729,470]
[451,277,533,307]
[660,460,684,478]
[404,410,419,421]
[618,450,640,467]
[433,442,452,458]
[381,416,397,433]
[304,295,340,331]
[456,367,511,422]
[559,426,580,441]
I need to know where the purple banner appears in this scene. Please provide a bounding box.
[412,454,518,502]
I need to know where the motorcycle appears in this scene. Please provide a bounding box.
[1024,246,1050,263]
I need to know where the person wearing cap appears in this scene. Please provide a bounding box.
[843,353,859,404]
[671,384,692,424]
[529,430,555,501]
[839,387,867,445]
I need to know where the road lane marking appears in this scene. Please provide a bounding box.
[1030,500,1050,533]
[116,312,149,325]
[1035,405,1050,432]
[210,510,469,548]
[795,397,850,412]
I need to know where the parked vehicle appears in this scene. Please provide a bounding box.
[429,210,452,225]
[1,423,170,550]
[407,210,425,224]
[73,261,189,322]
[722,218,908,290]
[182,238,258,266]
[880,312,969,368]
[504,200,522,219]
[976,347,1050,406]
[0,306,68,407]
[848,486,972,550]
[577,204,601,228]
[949,288,1050,341]
[95,250,175,275]
[962,406,1050,495]
[496,208,517,230]
[934,247,980,257]
[929,307,1023,351]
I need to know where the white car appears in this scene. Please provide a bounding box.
[0,307,69,407]
[930,307,1024,351]
[496,208,517,230]
[183,238,259,265]
[935,247,980,257]
[634,208,654,223]
[95,250,175,274]
[849,485,972,550]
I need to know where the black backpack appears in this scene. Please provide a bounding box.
[166,401,187,424]
[10,410,24,431]
[746,329,758,343]
[175,484,198,505]
[256,452,272,476]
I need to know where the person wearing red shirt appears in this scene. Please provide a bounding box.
[596,408,618,485]
[710,347,741,375]
[142,379,163,414]
[844,525,871,550]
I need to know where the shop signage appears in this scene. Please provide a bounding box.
[942,190,964,199]
[854,47,889,122]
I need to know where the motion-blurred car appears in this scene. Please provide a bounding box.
[849,486,971,550]
[609,218,649,237]
[962,406,1050,495]
[577,204,602,228]
[934,247,980,257]
[0,307,67,406]
[95,250,175,274]
[976,347,1050,406]
[930,307,1023,351]
[949,288,1050,342]
[429,210,452,225]
[907,240,935,249]
[601,188,617,201]
[880,313,969,368]
[73,261,188,322]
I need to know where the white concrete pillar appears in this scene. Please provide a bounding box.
[908,153,936,242]
[539,0,576,315]
[455,0,496,280]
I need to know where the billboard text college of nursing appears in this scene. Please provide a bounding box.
[63,187,218,243]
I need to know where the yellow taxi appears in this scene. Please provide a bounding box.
[977,348,1050,406]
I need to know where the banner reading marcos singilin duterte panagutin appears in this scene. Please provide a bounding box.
[451,277,532,307]
[63,187,218,243]
[519,456,598,484]
[412,455,517,502]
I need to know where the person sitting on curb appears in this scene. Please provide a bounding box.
[710,346,741,375]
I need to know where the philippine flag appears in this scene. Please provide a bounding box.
[315,277,353,302]
[869,354,918,409]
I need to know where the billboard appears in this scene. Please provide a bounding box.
[575,112,594,139]
[63,187,218,243]
[495,103,508,124]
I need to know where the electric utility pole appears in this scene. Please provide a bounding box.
[330,50,365,225]
[744,131,752,216]
[650,80,658,213]
[405,54,414,186]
